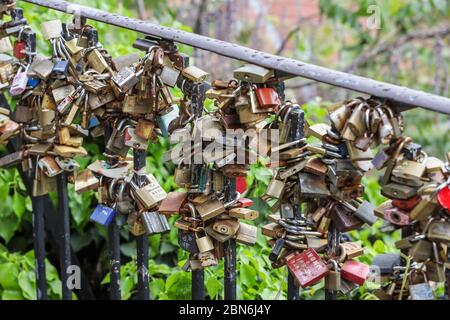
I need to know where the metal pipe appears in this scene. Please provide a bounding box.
[104,123,121,300]
[56,172,72,300]
[192,270,205,300]
[134,149,150,300]
[224,177,237,300]
[22,0,450,115]
[31,192,48,300]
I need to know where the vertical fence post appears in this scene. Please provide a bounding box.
[134,149,150,300]
[224,177,237,300]
[30,179,48,300]
[190,82,207,300]
[56,172,72,300]
[104,123,121,300]
[325,223,339,300]
[192,270,205,300]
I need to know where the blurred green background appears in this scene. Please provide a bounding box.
[0,0,448,300]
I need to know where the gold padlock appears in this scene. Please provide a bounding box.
[196,229,215,253]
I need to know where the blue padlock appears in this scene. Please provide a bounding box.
[90,204,117,226]
[157,104,179,138]
[27,78,40,88]
[89,115,100,128]
[53,60,69,75]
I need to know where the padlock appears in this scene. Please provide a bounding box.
[9,65,29,96]
[0,151,23,168]
[212,219,240,236]
[41,20,63,40]
[74,169,99,193]
[228,207,258,220]
[353,200,377,225]
[157,104,179,138]
[392,158,426,181]
[158,191,187,216]
[255,87,280,109]
[264,177,285,199]
[90,204,117,226]
[340,242,364,259]
[53,145,88,158]
[427,220,450,243]
[130,175,167,210]
[261,222,284,239]
[286,248,329,288]
[112,67,140,92]
[426,261,445,283]
[141,211,170,235]
[204,224,234,243]
[124,127,148,150]
[174,159,191,188]
[0,37,12,54]
[331,203,364,232]
[160,65,180,87]
[371,253,401,274]
[269,238,285,262]
[30,58,54,80]
[136,119,155,140]
[341,260,370,285]
[437,185,450,210]
[196,229,214,253]
[53,59,69,75]
[383,207,410,226]
[410,196,439,221]
[346,103,366,137]
[233,64,274,83]
[87,49,110,73]
[235,95,266,125]
[181,65,208,83]
[280,202,295,219]
[299,173,330,198]
[236,222,257,245]
[410,239,433,262]
[178,228,199,254]
[198,251,218,268]
[409,283,434,300]
[392,195,421,211]
[325,260,341,291]
[38,156,62,177]
[381,182,417,200]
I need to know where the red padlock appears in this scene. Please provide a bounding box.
[236,176,247,194]
[13,41,26,60]
[392,195,421,211]
[341,260,370,285]
[437,185,450,211]
[286,248,329,288]
[255,87,280,109]
[237,197,253,208]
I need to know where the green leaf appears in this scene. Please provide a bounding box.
[149,278,165,299]
[18,270,36,300]
[205,277,222,299]
[2,289,24,300]
[0,214,20,243]
[0,262,20,290]
[121,275,135,300]
[373,240,386,254]
[12,191,26,219]
[240,264,256,288]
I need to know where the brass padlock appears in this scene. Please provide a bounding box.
[212,219,240,236]
[235,222,257,245]
[233,64,274,83]
[410,196,438,221]
[196,229,215,253]
[264,177,285,199]
[130,175,167,210]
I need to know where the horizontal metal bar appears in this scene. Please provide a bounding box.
[22,0,450,115]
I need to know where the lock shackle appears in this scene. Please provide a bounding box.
[327,259,340,271]
[337,244,347,262]
[117,180,127,202]
[108,178,119,202]
[186,202,197,219]
[224,191,240,208]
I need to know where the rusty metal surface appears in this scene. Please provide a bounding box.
[22,0,450,115]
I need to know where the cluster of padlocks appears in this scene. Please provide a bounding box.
[0,0,449,300]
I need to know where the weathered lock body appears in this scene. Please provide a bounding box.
[196,229,215,253]
[90,204,117,226]
[255,87,280,109]
[124,127,148,150]
[158,191,187,216]
[236,222,257,245]
[392,195,421,211]
[141,211,170,235]
[286,248,329,288]
[269,238,285,261]
[409,283,434,300]
[212,219,240,236]
[261,222,284,239]
[353,201,377,225]
[331,204,364,232]
[427,220,450,243]
[41,20,63,40]
[233,64,274,83]
[204,224,234,243]
[383,206,410,226]
[38,156,62,177]
[392,158,426,181]
[372,253,401,274]
[157,104,179,137]
[425,261,445,283]
[196,199,226,221]
[381,182,417,200]
[341,260,370,285]
[74,170,99,193]
[178,229,199,253]
[325,260,341,291]
[131,176,167,210]
[410,239,433,262]
[299,173,330,198]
